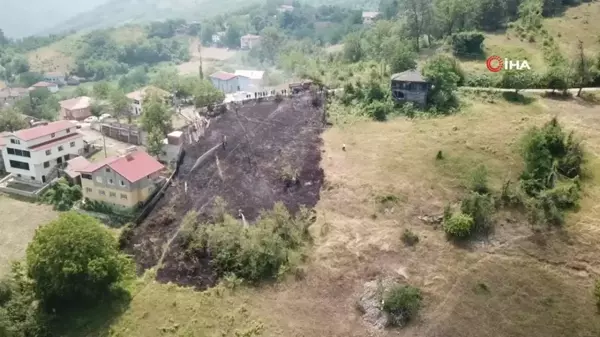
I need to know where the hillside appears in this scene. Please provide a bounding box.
[0,0,109,38]
[45,0,377,36]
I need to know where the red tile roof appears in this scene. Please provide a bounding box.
[28,132,83,151]
[12,120,77,141]
[64,156,91,178]
[31,81,57,87]
[210,71,237,81]
[78,150,164,183]
[0,132,9,147]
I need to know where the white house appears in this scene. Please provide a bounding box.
[211,31,226,45]
[362,11,381,25]
[277,5,294,12]
[159,130,183,164]
[209,71,239,93]
[126,86,171,116]
[240,34,261,49]
[0,120,85,184]
[29,81,59,93]
[43,72,66,85]
[234,70,265,92]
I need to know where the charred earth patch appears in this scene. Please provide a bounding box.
[126,93,326,288]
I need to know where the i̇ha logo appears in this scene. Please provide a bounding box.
[486,55,531,72]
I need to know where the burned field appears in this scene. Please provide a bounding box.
[127,94,326,288]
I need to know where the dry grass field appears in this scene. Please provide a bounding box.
[0,196,58,276]
[79,93,600,337]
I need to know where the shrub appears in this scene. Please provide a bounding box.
[423,55,462,111]
[364,99,394,121]
[118,223,135,249]
[40,178,82,211]
[460,192,494,232]
[469,164,489,194]
[450,31,485,58]
[443,212,474,238]
[26,212,133,310]
[382,285,422,326]
[401,229,419,246]
[195,202,312,283]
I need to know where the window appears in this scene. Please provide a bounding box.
[108,178,114,185]
[105,168,111,173]
[120,194,127,200]
[10,139,20,144]
[7,148,14,155]
[43,161,49,168]
[109,192,116,197]
[96,176,103,183]
[66,128,71,133]
[45,150,51,155]
[23,150,30,157]
[58,146,63,151]
[120,180,125,186]
[9,160,29,170]
[82,174,92,180]
[99,190,106,195]
[70,141,75,147]
[51,133,55,138]
[85,187,92,193]
[31,176,35,180]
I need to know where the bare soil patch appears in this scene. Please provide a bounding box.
[127,94,325,288]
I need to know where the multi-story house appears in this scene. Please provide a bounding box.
[59,96,92,120]
[362,11,381,25]
[126,86,171,116]
[0,121,85,184]
[44,72,66,85]
[29,81,59,93]
[234,70,265,92]
[76,150,164,209]
[240,34,261,49]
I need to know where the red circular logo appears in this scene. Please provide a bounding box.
[486,56,503,72]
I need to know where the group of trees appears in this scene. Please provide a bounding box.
[73,30,189,81]
[0,212,133,335]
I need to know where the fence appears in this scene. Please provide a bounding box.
[95,122,146,145]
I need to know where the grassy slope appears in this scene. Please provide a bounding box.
[0,196,58,276]
[62,93,600,337]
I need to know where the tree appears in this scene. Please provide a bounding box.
[146,127,164,158]
[201,24,216,45]
[150,67,180,93]
[140,91,171,135]
[422,55,461,109]
[26,212,132,309]
[574,40,592,97]
[0,28,8,45]
[342,33,363,62]
[386,43,417,73]
[109,89,130,121]
[224,24,242,48]
[92,81,111,99]
[192,79,225,108]
[404,0,434,50]
[0,107,28,132]
[257,27,283,63]
[544,65,570,94]
[74,85,90,97]
[500,70,532,93]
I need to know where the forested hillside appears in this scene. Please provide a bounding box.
[0,0,109,38]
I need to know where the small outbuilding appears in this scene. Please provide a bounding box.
[390,70,431,108]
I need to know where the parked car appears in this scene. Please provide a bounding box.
[84,116,98,123]
[99,113,112,121]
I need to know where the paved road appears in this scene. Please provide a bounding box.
[459,86,600,93]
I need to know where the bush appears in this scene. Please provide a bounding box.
[382,285,422,326]
[443,212,475,238]
[460,192,494,232]
[423,55,462,111]
[194,202,313,283]
[40,178,82,211]
[401,229,419,246]
[26,212,133,310]
[469,164,489,194]
[450,31,485,58]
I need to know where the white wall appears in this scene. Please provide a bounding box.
[2,131,84,183]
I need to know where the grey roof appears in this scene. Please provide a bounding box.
[391,70,427,82]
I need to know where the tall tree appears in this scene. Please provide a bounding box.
[140,90,172,135]
[146,127,165,159]
[109,89,130,122]
[0,107,28,132]
[404,0,434,50]
[574,40,592,97]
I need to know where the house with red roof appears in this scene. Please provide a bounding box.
[209,71,239,94]
[29,81,59,93]
[0,120,84,184]
[76,149,165,208]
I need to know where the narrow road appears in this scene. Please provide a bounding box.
[459,86,600,93]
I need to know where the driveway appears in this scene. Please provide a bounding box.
[77,123,138,161]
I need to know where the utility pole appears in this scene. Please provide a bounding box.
[198,41,204,80]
